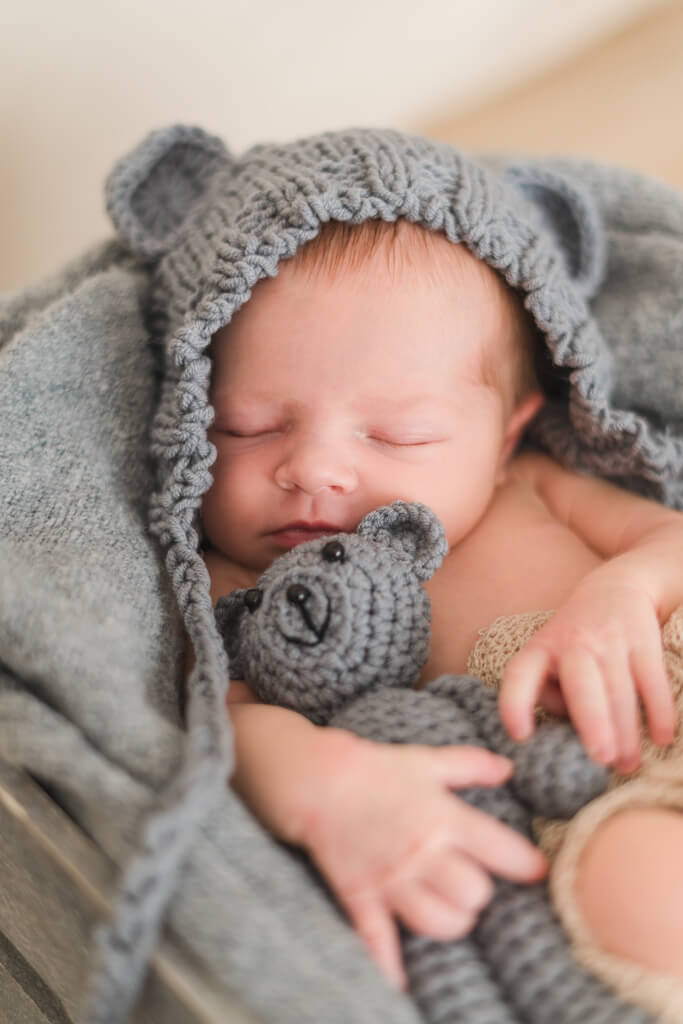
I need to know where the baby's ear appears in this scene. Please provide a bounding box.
[505,164,606,299]
[214,591,248,679]
[357,501,448,582]
[106,124,231,260]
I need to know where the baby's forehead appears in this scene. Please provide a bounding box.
[209,217,521,396]
[291,217,501,292]
[212,217,512,345]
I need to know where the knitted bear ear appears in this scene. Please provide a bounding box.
[505,164,606,299]
[357,501,448,582]
[214,590,248,679]
[105,124,231,260]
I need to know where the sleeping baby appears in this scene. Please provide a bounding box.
[200,213,683,1012]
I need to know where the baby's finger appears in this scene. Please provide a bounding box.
[556,647,615,764]
[432,745,514,789]
[425,853,493,918]
[631,640,676,747]
[454,802,549,882]
[537,679,568,717]
[391,880,477,942]
[343,892,406,990]
[499,647,554,740]
[601,652,641,773]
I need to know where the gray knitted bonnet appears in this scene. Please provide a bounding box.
[84,124,683,1022]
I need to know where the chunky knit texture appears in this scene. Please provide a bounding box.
[218,502,653,1024]
[74,124,683,1021]
[216,501,445,723]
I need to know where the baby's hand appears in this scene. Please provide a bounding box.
[298,737,548,990]
[499,578,676,773]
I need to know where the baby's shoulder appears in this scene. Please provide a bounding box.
[497,450,593,526]
[505,451,587,503]
[506,450,564,486]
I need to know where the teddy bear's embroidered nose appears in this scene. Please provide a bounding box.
[286,583,310,606]
[284,583,330,644]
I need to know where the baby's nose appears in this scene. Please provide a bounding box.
[274,438,358,494]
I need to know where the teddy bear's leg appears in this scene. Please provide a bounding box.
[403,933,522,1024]
[473,879,652,1024]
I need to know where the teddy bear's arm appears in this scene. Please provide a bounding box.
[426,675,607,819]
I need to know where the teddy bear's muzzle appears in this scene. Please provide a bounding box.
[282,583,330,645]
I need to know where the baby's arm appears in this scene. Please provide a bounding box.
[225,683,547,989]
[500,454,681,771]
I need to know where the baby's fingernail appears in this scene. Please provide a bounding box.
[534,846,549,866]
[588,744,614,765]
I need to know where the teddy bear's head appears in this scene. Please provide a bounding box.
[215,501,448,724]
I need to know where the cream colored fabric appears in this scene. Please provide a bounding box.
[467,606,683,1022]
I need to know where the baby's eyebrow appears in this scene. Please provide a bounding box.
[213,393,455,419]
[211,391,282,410]
[355,395,452,416]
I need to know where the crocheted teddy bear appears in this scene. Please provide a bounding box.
[215,501,653,1024]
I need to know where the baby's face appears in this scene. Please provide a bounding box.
[204,238,529,573]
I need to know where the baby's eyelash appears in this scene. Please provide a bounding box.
[369,435,437,448]
[222,427,280,438]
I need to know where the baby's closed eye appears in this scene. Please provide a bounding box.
[221,427,282,438]
[360,428,448,448]
[211,411,285,439]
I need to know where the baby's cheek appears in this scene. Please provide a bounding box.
[211,447,256,495]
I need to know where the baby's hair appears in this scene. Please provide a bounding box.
[294,218,551,412]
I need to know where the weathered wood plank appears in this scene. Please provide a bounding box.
[0,765,256,1024]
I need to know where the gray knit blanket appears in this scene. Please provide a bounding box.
[0,152,682,1023]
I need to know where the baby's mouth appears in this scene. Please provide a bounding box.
[269,521,343,548]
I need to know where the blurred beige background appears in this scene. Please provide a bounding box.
[1,0,680,292]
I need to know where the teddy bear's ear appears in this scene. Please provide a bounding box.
[504,164,606,299]
[214,590,248,679]
[105,124,231,260]
[357,501,448,582]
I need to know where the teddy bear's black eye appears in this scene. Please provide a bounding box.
[244,588,263,612]
[321,540,345,563]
